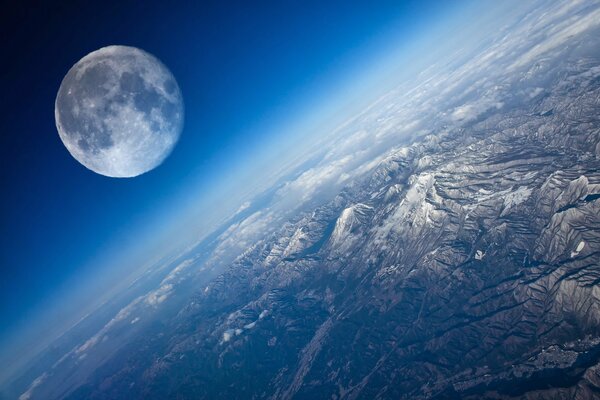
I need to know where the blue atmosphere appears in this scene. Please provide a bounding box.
[0,0,457,360]
[4,0,600,398]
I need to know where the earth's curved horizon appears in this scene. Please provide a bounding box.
[3,0,600,399]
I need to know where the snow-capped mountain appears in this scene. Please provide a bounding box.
[7,1,600,399]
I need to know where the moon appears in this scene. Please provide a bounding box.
[55,45,184,177]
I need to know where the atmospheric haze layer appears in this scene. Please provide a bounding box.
[3,0,600,399]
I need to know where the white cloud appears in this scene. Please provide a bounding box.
[18,373,48,400]
[235,201,251,215]
[159,258,194,286]
[145,283,173,306]
[222,330,234,343]
[451,100,503,123]
[510,5,600,71]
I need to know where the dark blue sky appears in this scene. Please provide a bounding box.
[0,0,456,348]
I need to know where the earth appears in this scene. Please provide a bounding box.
[6,1,600,399]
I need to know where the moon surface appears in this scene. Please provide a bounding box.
[55,45,184,177]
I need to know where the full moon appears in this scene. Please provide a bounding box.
[55,45,184,177]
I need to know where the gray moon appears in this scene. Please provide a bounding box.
[55,45,184,177]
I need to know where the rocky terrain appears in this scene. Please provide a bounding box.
[139,71,600,399]
[7,1,600,399]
